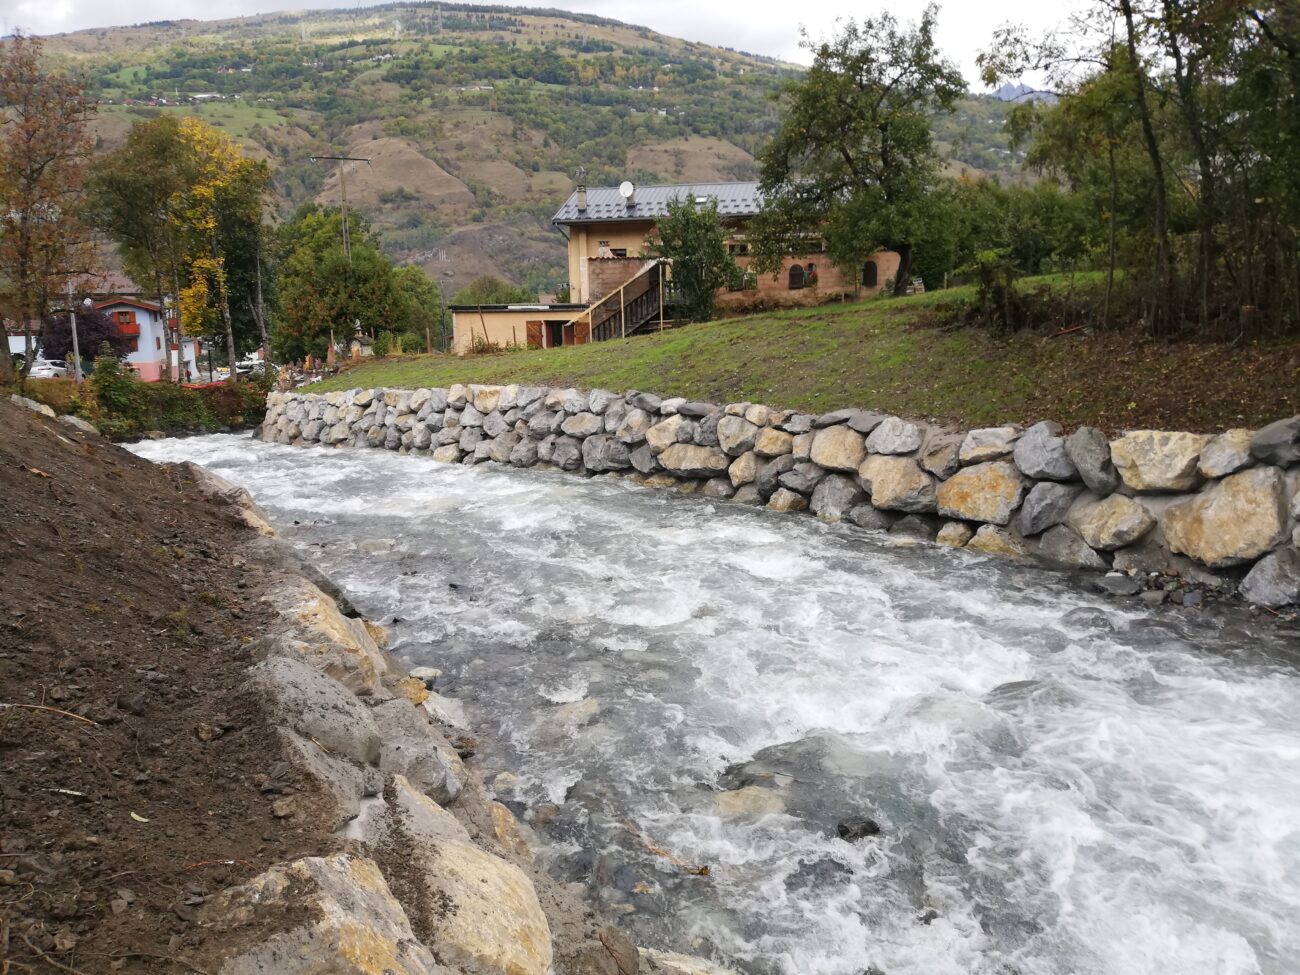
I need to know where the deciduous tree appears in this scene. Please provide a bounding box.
[749,6,965,295]
[644,197,738,322]
[0,34,95,382]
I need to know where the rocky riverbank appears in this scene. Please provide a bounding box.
[1,395,728,975]
[259,384,1300,615]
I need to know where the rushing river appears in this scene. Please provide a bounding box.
[132,435,1300,975]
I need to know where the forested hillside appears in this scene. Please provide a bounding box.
[41,3,1023,297]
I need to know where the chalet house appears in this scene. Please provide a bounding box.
[449,180,900,354]
[94,297,201,382]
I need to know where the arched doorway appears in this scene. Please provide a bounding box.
[862,260,878,288]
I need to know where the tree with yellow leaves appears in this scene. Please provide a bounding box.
[170,117,271,383]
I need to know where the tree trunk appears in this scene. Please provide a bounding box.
[892,243,914,297]
[1120,0,1176,335]
[1104,137,1119,328]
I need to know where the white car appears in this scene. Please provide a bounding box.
[27,359,69,379]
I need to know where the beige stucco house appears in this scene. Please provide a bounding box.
[449,180,900,354]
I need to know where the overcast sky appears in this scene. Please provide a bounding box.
[5,0,1080,87]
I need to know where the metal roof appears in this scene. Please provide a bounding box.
[552,181,761,225]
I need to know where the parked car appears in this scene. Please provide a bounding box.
[27,359,69,379]
[234,358,266,376]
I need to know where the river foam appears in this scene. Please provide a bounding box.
[132,435,1300,975]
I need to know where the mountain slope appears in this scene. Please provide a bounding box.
[43,3,1024,297]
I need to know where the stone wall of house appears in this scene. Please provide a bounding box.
[260,386,1300,610]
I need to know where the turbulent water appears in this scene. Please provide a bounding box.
[132,435,1300,975]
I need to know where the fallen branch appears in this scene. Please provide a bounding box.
[622,820,710,876]
[19,936,91,975]
[1051,323,1088,338]
[0,704,98,726]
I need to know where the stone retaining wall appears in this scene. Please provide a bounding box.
[260,385,1300,610]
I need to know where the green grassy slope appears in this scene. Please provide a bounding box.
[312,282,1300,432]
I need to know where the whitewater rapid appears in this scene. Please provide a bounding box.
[132,435,1300,975]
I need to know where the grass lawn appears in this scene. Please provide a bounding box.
[313,280,1300,433]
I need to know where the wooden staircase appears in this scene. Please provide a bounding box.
[568,260,669,343]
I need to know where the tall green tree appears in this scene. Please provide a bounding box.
[750,6,965,295]
[393,264,444,352]
[274,205,400,361]
[0,34,96,382]
[450,275,534,306]
[644,197,738,322]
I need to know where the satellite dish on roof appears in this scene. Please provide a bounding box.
[619,180,636,201]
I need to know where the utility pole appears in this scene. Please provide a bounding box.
[309,155,371,269]
[66,281,82,383]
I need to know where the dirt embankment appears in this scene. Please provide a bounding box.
[0,398,341,971]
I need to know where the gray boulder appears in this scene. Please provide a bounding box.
[778,462,827,495]
[1239,548,1300,607]
[847,410,889,434]
[1019,481,1084,536]
[890,514,941,540]
[371,699,465,805]
[582,434,632,472]
[1037,525,1109,570]
[848,505,898,531]
[587,388,617,414]
[718,415,761,456]
[245,657,379,766]
[509,440,539,467]
[482,410,511,438]
[920,433,962,479]
[781,413,815,434]
[550,436,584,470]
[700,477,735,499]
[529,410,561,436]
[677,401,716,418]
[615,408,654,444]
[458,426,483,451]
[1065,426,1119,494]
[809,474,867,522]
[459,404,485,428]
[1014,421,1078,481]
[694,410,724,447]
[561,412,603,438]
[487,432,520,464]
[1250,416,1300,467]
[865,416,924,455]
[629,391,662,412]
[629,443,660,474]
[813,408,858,428]
[659,443,729,478]
[756,455,797,495]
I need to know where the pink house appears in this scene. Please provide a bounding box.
[94,297,200,382]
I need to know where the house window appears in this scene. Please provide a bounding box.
[126,337,139,354]
[155,336,162,351]
[728,242,750,256]
[610,248,628,258]
[788,264,806,290]
[863,260,878,288]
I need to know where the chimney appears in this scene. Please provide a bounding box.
[576,185,587,212]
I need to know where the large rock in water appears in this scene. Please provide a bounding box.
[1067,494,1155,550]
[809,425,866,472]
[1160,466,1289,567]
[1013,421,1078,481]
[858,455,937,512]
[658,443,730,478]
[1239,548,1300,607]
[966,525,1029,559]
[809,474,866,521]
[1038,525,1109,570]
[767,488,808,512]
[647,415,692,454]
[1250,415,1300,466]
[199,855,443,975]
[753,426,794,458]
[864,416,923,455]
[1109,431,1211,491]
[936,461,1026,525]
